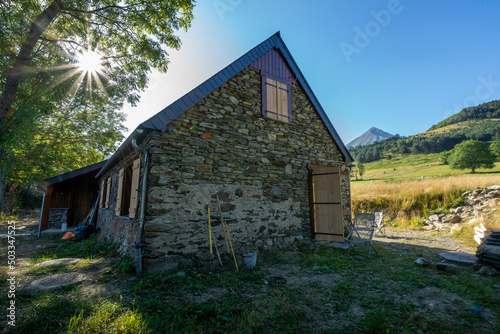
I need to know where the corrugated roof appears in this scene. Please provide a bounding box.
[40,160,106,187]
[97,32,353,178]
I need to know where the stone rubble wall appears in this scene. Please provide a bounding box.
[424,185,500,231]
[142,66,351,262]
[47,208,68,229]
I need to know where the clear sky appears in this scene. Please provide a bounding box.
[122,0,500,144]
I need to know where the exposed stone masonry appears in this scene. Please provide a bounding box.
[47,208,68,229]
[141,66,350,262]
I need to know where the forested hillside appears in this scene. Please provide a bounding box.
[428,99,500,131]
[349,100,500,163]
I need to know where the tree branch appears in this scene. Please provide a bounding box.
[40,37,81,47]
[63,5,128,14]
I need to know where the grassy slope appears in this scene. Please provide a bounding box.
[418,119,500,137]
[355,153,500,182]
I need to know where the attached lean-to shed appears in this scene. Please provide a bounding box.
[95,32,354,270]
[38,161,105,232]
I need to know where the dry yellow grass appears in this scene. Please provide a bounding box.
[352,174,500,224]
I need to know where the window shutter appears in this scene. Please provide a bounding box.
[105,177,112,208]
[115,168,124,216]
[99,181,105,208]
[265,78,278,120]
[128,158,141,218]
[277,82,290,122]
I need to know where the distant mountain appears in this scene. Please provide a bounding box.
[347,127,393,148]
[428,99,500,131]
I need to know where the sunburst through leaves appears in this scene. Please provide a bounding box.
[51,48,109,100]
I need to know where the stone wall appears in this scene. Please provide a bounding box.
[97,151,141,256]
[142,66,351,261]
[48,208,68,229]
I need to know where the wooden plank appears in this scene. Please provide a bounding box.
[277,81,289,122]
[115,168,124,216]
[309,166,343,242]
[314,204,344,242]
[105,177,112,208]
[99,181,105,208]
[40,185,53,231]
[128,158,141,218]
[266,78,278,119]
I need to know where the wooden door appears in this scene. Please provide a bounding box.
[309,166,344,242]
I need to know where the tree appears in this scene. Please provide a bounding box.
[448,140,496,173]
[490,141,500,158]
[357,162,365,179]
[0,1,194,212]
[439,150,452,165]
[0,1,195,130]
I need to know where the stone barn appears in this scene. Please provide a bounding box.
[95,32,354,270]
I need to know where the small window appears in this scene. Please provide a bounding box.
[115,158,141,218]
[262,73,292,123]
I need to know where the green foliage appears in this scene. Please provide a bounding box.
[448,140,496,173]
[358,162,365,178]
[490,141,500,157]
[439,150,452,165]
[349,116,500,164]
[0,0,195,195]
[429,99,500,131]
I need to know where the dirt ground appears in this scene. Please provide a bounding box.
[1,217,499,333]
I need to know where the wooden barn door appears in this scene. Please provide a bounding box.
[309,165,344,242]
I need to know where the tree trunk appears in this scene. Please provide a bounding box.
[3,183,18,215]
[0,0,63,126]
[0,147,4,213]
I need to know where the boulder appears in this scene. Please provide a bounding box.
[479,266,499,276]
[415,257,429,266]
[441,215,461,224]
[450,207,464,214]
[428,214,440,222]
[486,185,500,191]
[436,262,457,273]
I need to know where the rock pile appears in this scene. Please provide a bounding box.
[423,185,500,231]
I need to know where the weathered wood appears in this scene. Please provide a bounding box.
[128,158,141,218]
[115,168,124,216]
[309,165,343,242]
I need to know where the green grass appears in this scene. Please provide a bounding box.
[4,227,499,333]
[354,153,500,182]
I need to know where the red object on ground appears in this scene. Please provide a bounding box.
[62,231,75,239]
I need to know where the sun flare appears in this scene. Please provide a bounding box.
[77,50,102,74]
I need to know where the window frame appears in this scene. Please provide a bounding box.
[261,72,293,123]
[115,158,141,219]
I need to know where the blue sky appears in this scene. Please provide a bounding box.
[123,0,500,144]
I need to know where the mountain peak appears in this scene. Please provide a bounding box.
[347,127,393,148]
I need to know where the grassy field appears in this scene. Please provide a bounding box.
[353,153,500,182]
[1,229,499,333]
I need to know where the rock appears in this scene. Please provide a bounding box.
[450,207,464,214]
[441,215,461,224]
[479,266,499,276]
[428,214,440,222]
[423,219,432,226]
[450,224,462,233]
[486,185,500,191]
[415,257,429,266]
[229,96,239,105]
[436,262,456,273]
[177,271,187,277]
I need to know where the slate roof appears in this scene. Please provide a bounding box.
[97,32,353,178]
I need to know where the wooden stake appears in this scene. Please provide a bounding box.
[216,195,238,271]
[217,196,230,253]
[208,207,212,254]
